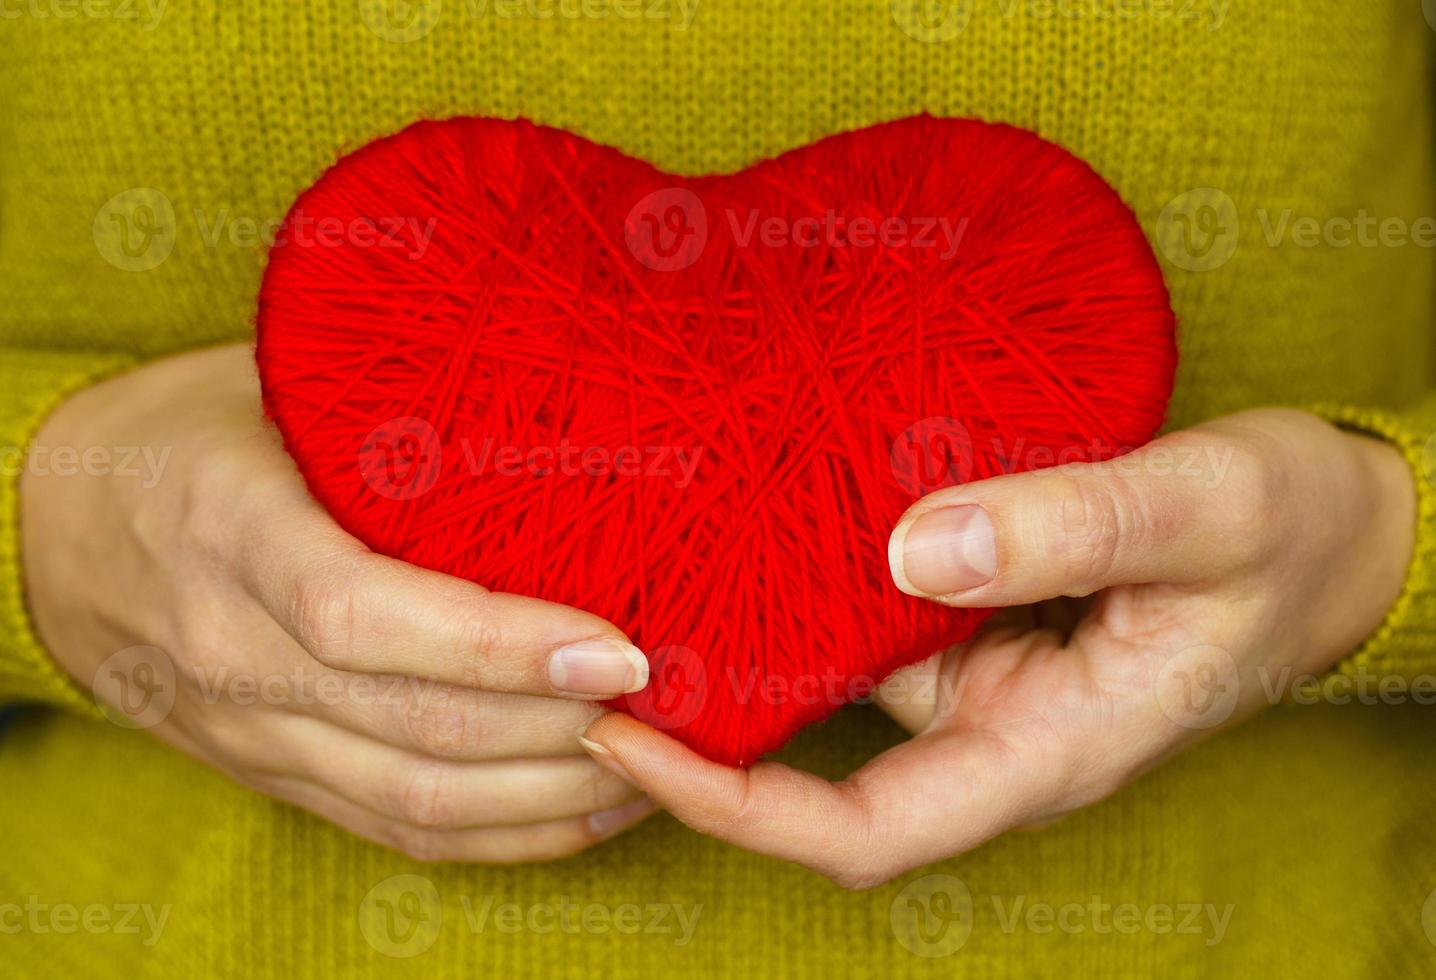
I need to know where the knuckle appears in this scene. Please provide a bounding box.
[827,859,892,891]
[180,477,277,581]
[673,776,754,838]
[452,613,508,688]
[391,762,460,830]
[170,478,227,564]
[290,569,363,668]
[204,480,302,577]
[402,698,479,760]
[1046,475,1130,590]
[823,786,892,891]
[719,773,765,828]
[1220,441,1285,558]
[1031,723,1138,818]
[381,823,448,863]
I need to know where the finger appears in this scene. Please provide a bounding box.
[258,771,656,863]
[302,673,606,761]
[887,434,1260,606]
[266,713,645,830]
[580,713,1048,889]
[872,656,945,735]
[238,503,649,699]
[874,607,1034,734]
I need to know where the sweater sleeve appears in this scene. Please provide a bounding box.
[1313,394,1436,678]
[0,347,134,711]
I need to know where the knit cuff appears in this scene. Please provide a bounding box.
[0,348,135,712]
[1310,398,1436,679]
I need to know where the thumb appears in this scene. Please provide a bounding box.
[577,710,1053,888]
[887,442,1240,606]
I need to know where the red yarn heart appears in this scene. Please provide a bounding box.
[257,115,1176,766]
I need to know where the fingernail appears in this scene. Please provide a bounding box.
[578,734,637,785]
[889,505,997,597]
[549,639,649,697]
[587,797,656,838]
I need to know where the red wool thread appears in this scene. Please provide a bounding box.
[256,115,1177,767]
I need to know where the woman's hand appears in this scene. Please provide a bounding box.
[578,408,1416,887]
[21,343,655,862]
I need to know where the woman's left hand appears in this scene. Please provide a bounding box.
[579,408,1416,888]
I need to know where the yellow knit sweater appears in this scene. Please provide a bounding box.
[3,3,1436,976]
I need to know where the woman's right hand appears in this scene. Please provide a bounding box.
[19,343,655,862]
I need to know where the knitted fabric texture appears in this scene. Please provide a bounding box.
[2,3,1435,977]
